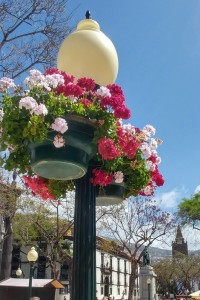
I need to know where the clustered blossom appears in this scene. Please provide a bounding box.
[24,69,65,91]
[0,67,165,201]
[19,96,48,115]
[23,175,55,200]
[0,77,15,92]
[53,134,65,148]
[51,118,68,134]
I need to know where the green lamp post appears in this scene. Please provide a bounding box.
[57,11,118,300]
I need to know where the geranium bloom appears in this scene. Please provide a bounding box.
[51,117,68,134]
[19,96,38,112]
[53,134,65,148]
[107,83,124,96]
[0,77,15,92]
[114,106,131,120]
[113,171,124,183]
[33,103,48,116]
[90,169,113,186]
[77,77,96,91]
[45,74,65,89]
[80,98,92,108]
[98,138,120,160]
[139,183,154,196]
[23,175,55,200]
[151,168,164,186]
[55,83,82,97]
[96,86,111,98]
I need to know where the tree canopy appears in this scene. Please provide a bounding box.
[0,0,73,79]
[178,192,200,229]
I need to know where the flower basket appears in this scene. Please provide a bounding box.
[96,182,125,206]
[29,116,97,180]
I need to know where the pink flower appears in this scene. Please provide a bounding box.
[19,96,37,112]
[113,171,124,183]
[0,77,15,92]
[107,84,124,96]
[139,183,154,196]
[96,86,111,98]
[55,83,82,97]
[90,169,113,186]
[98,138,120,160]
[53,134,65,148]
[51,118,68,134]
[33,103,48,115]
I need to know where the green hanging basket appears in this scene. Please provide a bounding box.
[96,182,125,206]
[29,116,97,180]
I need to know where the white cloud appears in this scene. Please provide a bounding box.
[194,185,200,194]
[154,187,189,210]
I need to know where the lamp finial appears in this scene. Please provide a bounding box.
[85,10,91,19]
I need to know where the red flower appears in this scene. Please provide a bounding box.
[90,169,113,186]
[117,127,139,159]
[114,106,131,120]
[107,84,124,96]
[150,168,164,186]
[98,138,121,160]
[77,77,96,91]
[79,98,92,108]
[23,176,55,200]
[55,83,82,97]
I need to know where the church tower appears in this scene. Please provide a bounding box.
[172,226,188,257]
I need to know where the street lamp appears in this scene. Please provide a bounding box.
[57,11,118,300]
[147,278,151,300]
[16,267,22,277]
[27,247,38,300]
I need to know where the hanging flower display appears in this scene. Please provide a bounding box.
[0,68,164,200]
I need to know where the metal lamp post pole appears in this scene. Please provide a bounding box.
[72,166,96,300]
[28,262,34,300]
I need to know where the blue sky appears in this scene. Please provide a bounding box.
[67,0,200,212]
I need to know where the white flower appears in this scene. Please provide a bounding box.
[24,69,51,90]
[19,96,38,112]
[143,124,156,135]
[51,117,68,134]
[0,77,15,92]
[68,96,78,103]
[96,86,111,98]
[149,138,158,149]
[0,109,4,122]
[33,103,48,116]
[53,134,65,148]
[145,160,156,172]
[45,74,65,89]
[140,143,151,158]
[122,124,135,135]
[113,171,124,183]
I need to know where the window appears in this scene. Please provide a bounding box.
[124,274,127,287]
[118,287,120,295]
[124,289,127,295]
[110,256,113,270]
[101,274,104,284]
[60,264,69,280]
[101,287,104,295]
[134,290,137,296]
[101,253,104,268]
[124,260,127,273]
[59,285,69,294]
[110,288,112,295]
[117,258,120,271]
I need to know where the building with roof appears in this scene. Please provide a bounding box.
[172,226,188,257]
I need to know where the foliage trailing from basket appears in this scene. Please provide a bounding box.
[0,68,164,200]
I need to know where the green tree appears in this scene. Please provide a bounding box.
[178,192,200,230]
[153,254,200,295]
[0,0,74,79]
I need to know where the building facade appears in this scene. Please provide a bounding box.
[9,237,140,300]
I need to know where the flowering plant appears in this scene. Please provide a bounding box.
[0,68,164,200]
